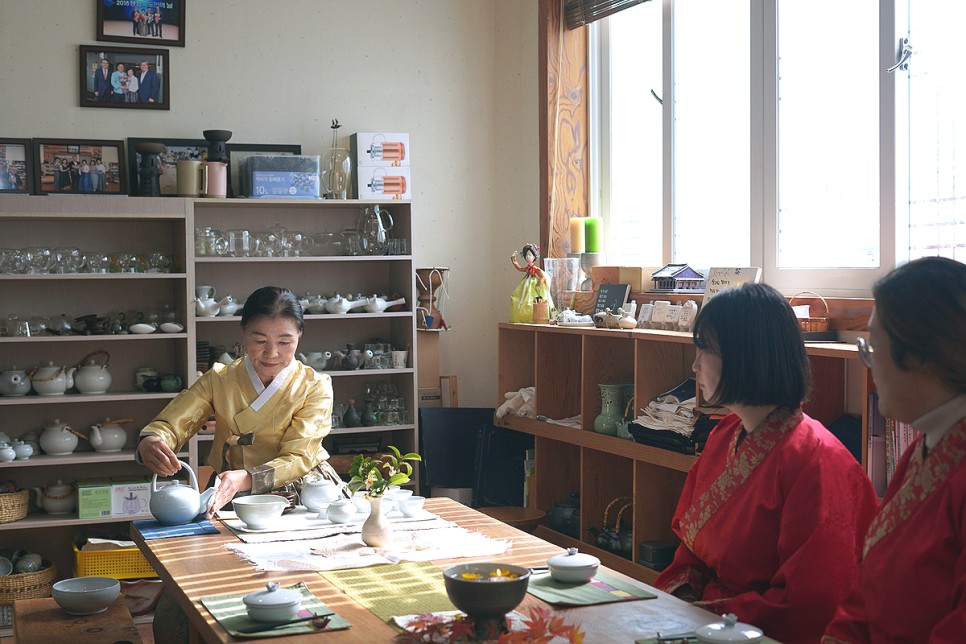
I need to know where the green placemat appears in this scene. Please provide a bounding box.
[527,570,657,606]
[322,561,456,623]
[200,581,351,639]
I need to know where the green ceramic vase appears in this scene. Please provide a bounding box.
[593,384,625,436]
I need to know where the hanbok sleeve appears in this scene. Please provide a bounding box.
[249,373,333,492]
[656,453,714,597]
[139,369,216,453]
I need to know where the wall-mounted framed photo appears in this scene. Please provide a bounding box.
[80,45,170,110]
[0,139,33,194]
[32,139,127,196]
[96,0,185,48]
[127,138,208,196]
[226,143,303,198]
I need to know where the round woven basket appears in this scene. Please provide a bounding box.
[0,489,28,524]
[0,563,57,604]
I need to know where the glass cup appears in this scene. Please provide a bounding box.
[146,252,173,273]
[86,252,112,274]
[225,229,252,257]
[23,247,52,274]
[388,238,408,256]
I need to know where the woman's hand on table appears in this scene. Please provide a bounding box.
[208,469,252,516]
[138,436,182,477]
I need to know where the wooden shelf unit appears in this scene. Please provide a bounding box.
[495,322,870,584]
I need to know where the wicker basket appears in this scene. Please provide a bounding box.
[0,489,28,524]
[0,563,56,604]
[73,543,157,580]
[789,291,830,333]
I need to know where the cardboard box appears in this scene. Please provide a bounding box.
[77,478,113,520]
[591,266,653,293]
[244,154,321,198]
[356,165,411,200]
[111,476,152,518]
[350,132,410,167]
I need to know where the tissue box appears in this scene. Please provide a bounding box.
[111,476,151,518]
[351,132,410,167]
[78,478,113,520]
[356,165,411,200]
[244,154,321,198]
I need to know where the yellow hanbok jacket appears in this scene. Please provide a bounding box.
[140,358,332,493]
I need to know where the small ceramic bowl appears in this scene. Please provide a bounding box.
[129,323,157,334]
[399,495,426,517]
[243,582,302,622]
[159,322,184,333]
[52,576,120,615]
[546,547,599,584]
[442,563,531,620]
[232,495,288,530]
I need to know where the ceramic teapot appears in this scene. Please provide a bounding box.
[0,367,31,397]
[150,460,216,525]
[74,350,112,394]
[12,440,33,460]
[89,417,129,453]
[299,475,347,512]
[217,296,243,316]
[548,492,581,538]
[28,362,76,396]
[324,294,368,315]
[326,498,357,523]
[0,443,15,463]
[194,297,220,317]
[40,418,78,455]
[33,480,76,515]
[363,295,407,314]
[297,351,331,371]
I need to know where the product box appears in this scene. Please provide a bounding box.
[77,478,113,520]
[111,475,152,518]
[591,266,657,294]
[356,165,412,200]
[418,386,442,408]
[244,154,321,198]
[350,132,410,168]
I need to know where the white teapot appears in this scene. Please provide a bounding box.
[0,367,31,397]
[299,474,347,512]
[217,296,243,317]
[0,443,15,463]
[324,294,368,315]
[74,350,112,394]
[33,480,76,515]
[12,440,33,460]
[150,460,216,525]
[28,362,76,396]
[326,498,357,523]
[363,294,407,314]
[195,297,220,317]
[39,418,78,455]
[297,351,331,371]
[89,417,129,453]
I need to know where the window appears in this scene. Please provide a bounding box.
[595,0,965,295]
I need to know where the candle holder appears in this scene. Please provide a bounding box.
[579,252,605,291]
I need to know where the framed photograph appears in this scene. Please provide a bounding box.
[127,138,207,196]
[226,143,303,198]
[80,45,170,110]
[96,0,185,48]
[32,139,127,196]
[0,139,33,194]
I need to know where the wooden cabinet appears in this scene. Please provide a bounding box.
[495,322,868,584]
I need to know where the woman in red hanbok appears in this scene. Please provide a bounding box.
[824,257,966,643]
[654,283,878,644]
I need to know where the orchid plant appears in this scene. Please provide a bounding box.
[347,445,421,498]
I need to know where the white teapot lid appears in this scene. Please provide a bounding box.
[547,547,600,570]
[243,582,301,609]
[695,614,763,643]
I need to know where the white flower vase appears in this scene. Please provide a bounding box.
[361,496,392,547]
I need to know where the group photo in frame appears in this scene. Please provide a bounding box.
[127,138,207,196]
[32,139,127,196]
[80,45,170,109]
[96,0,185,48]
[0,139,33,194]
[226,143,303,198]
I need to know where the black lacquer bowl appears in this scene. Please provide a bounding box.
[442,562,531,623]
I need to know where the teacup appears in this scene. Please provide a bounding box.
[399,495,426,518]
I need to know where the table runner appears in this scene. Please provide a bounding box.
[221,508,447,544]
[526,570,657,606]
[225,524,510,571]
[133,519,220,539]
[322,561,455,623]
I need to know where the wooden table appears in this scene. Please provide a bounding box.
[13,596,142,643]
[132,497,719,642]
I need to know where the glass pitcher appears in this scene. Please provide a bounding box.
[357,205,394,256]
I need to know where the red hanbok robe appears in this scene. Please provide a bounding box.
[823,417,966,643]
[655,408,878,644]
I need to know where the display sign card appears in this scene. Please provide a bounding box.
[594,283,631,315]
[703,267,762,301]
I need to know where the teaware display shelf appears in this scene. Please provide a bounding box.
[495,322,870,585]
[0,450,139,467]
[0,513,152,531]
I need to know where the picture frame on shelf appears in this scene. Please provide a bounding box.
[96,0,186,48]
[127,138,208,196]
[0,139,33,194]
[80,45,170,110]
[32,138,127,196]
[226,143,303,198]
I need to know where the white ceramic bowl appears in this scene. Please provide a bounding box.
[129,323,157,334]
[232,495,288,530]
[546,547,599,584]
[399,495,426,517]
[159,322,184,333]
[52,576,120,615]
[243,582,302,622]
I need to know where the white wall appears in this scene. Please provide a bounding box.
[0,0,540,407]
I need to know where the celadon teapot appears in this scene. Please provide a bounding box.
[28,362,76,396]
[195,297,220,317]
[74,350,112,394]
[33,480,76,515]
[299,474,347,512]
[0,366,32,397]
[324,294,368,315]
[89,417,130,453]
[297,351,331,371]
[150,460,216,525]
[40,418,78,455]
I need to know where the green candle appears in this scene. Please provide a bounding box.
[584,217,603,253]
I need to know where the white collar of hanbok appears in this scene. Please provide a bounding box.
[912,392,966,449]
[244,355,293,411]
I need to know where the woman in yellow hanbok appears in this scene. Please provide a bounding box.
[137,286,338,515]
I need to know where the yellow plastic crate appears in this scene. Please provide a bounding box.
[73,544,158,580]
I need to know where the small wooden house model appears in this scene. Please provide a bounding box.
[651,264,705,291]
